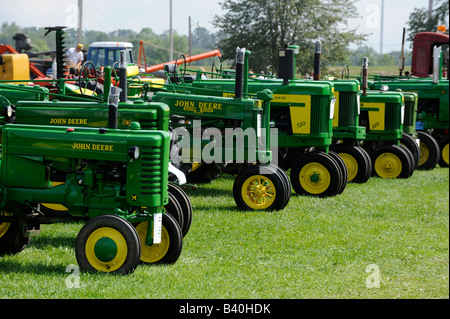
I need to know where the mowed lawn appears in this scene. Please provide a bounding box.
[0,167,448,299]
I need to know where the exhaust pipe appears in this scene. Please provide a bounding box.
[108,86,122,129]
[362,57,369,96]
[313,40,321,80]
[235,47,246,99]
[432,46,442,84]
[119,51,128,102]
[447,48,449,81]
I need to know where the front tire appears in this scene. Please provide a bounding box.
[233,165,290,211]
[372,144,412,179]
[135,213,183,265]
[75,215,141,274]
[290,151,342,197]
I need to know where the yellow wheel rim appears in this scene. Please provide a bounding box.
[136,222,170,263]
[338,153,358,182]
[0,222,11,239]
[241,174,276,210]
[0,212,12,238]
[375,152,402,178]
[41,203,68,212]
[191,162,202,172]
[442,143,449,165]
[419,141,430,166]
[85,227,128,273]
[299,163,331,194]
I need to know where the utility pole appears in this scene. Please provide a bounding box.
[189,16,192,59]
[77,0,83,44]
[380,0,384,56]
[428,0,433,23]
[170,0,173,61]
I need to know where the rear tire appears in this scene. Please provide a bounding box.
[168,183,193,237]
[331,144,371,183]
[186,162,224,184]
[328,150,348,194]
[164,192,184,235]
[401,133,420,169]
[417,131,440,170]
[0,220,30,256]
[438,135,449,168]
[135,213,183,265]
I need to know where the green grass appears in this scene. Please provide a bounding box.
[1,168,448,299]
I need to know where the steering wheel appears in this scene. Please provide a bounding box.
[265,65,275,77]
[173,53,187,83]
[78,61,98,95]
[111,62,121,86]
[211,55,223,78]
[341,64,350,79]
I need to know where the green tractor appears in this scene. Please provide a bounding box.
[154,46,348,198]
[0,104,183,274]
[1,71,193,238]
[367,31,449,169]
[150,48,291,211]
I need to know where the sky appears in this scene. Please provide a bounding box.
[0,0,441,53]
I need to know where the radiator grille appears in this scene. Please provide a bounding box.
[139,146,163,196]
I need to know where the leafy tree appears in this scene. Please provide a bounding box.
[406,0,449,46]
[213,0,366,74]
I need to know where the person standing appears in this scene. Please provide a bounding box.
[66,43,84,71]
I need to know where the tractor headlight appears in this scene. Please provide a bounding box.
[128,146,140,160]
[2,105,14,119]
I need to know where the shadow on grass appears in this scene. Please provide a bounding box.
[0,259,69,275]
[28,235,76,250]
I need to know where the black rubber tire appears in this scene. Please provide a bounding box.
[398,144,415,178]
[328,150,348,194]
[417,131,440,170]
[401,133,420,169]
[372,144,413,179]
[75,215,141,274]
[168,183,193,237]
[0,221,30,256]
[233,165,288,211]
[186,162,224,184]
[136,213,183,265]
[267,164,292,210]
[331,143,371,183]
[165,192,184,235]
[438,135,449,168]
[290,151,342,197]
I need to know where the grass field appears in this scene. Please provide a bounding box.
[0,167,448,299]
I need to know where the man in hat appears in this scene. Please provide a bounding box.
[66,43,85,72]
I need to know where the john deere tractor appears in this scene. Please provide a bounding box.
[0,111,183,274]
[153,46,348,198]
[150,48,291,211]
[367,31,449,169]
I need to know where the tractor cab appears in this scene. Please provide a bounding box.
[87,42,139,77]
